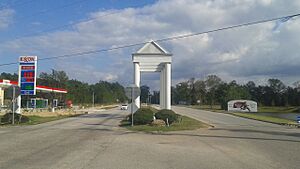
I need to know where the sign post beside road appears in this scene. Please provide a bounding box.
[8,85,20,124]
[125,85,140,126]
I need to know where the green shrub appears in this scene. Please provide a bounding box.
[128,108,154,125]
[1,113,30,124]
[155,109,179,125]
[221,101,228,110]
[295,108,300,113]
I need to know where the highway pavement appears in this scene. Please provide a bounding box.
[0,106,299,169]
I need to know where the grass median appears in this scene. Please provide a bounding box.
[189,105,300,113]
[258,106,299,113]
[120,115,210,132]
[189,105,299,125]
[231,112,297,125]
[25,115,79,125]
[188,105,224,113]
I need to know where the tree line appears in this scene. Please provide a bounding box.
[2,71,300,108]
[146,75,300,109]
[1,70,127,105]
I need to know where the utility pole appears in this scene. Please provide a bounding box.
[12,86,15,125]
[92,92,95,108]
[148,89,151,105]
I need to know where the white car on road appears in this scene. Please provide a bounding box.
[120,104,128,110]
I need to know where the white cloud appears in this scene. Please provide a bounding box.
[1,0,300,88]
[0,8,14,30]
[55,62,119,83]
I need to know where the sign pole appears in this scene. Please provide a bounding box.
[92,92,95,108]
[12,86,15,125]
[125,85,140,127]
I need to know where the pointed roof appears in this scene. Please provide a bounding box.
[135,40,171,55]
[132,40,172,72]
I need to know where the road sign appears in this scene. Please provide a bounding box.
[128,103,138,113]
[6,86,21,99]
[125,85,141,126]
[8,85,20,124]
[19,56,37,95]
[125,85,140,100]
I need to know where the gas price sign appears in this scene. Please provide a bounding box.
[19,56,37,95]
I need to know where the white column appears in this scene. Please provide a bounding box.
[0,87,4,106]
[134,62,140,108]
[16,95,21,114]
[165,63,171,110]
[162,67,165,109]
[160,70,163,108]
[164,67,167,109]
[17,64,22,114]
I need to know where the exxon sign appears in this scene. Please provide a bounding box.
[19,56,36,63]
[19,56,37,95]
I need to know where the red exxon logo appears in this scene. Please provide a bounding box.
[20,56,36,63]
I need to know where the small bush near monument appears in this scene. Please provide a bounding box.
[129,108,154,125]
[150,119,166,126]
[127,108,180,125]
[155,109,179,125]
[1,113,30,124]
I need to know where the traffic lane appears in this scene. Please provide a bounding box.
[0,108,127,169]
[170,106,300,168]
[87,127,300,169]
[172,106,300,142]
[87,107,300,169]
[152,105,299,143]
[1,107,299,169]
[0,107,127,131]
[172,106,287,128]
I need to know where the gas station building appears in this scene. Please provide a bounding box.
[0,79,67,109]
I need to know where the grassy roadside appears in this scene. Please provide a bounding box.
[120,115,211,132]
[188,105,299,126]
[189,105,300,113]
[0,114,82,126]
[25,115,80,125]
[258,106,299,113]
[231,112,297,125]
[103,105,119,110]
[188,105,224,113]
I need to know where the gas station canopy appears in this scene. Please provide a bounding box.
[0,79,67,94]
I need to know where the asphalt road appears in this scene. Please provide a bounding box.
[0,106,299,169]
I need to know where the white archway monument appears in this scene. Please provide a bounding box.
[132,40,172,110]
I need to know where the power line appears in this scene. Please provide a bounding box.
[156,13,300,42]
[0,13,299,67]
[0,42,147,67]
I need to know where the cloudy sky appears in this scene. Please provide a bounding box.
[0,0,300,89]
